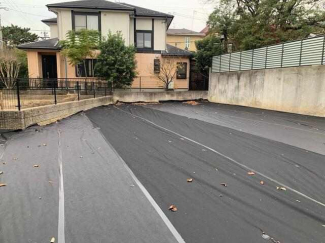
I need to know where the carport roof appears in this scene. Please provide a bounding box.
[17,38,61,50]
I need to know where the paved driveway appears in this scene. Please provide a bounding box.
[1,102,325,243]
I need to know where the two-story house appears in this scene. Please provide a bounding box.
[167,28,206,52]
[18,0,192,90]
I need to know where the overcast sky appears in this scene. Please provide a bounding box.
[0,0,215,37]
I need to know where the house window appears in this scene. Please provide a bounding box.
[73,13,100,31]
[136,31,152,49]
[177,62,187,79]
[185,37,190,50]
[76,59,98,77]
[154,59,160,73]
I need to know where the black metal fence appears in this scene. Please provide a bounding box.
[0,78,112,111]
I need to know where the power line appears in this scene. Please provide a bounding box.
[6,7,50,18]
[4,0,34,27]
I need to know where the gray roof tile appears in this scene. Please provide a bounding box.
[120,3,173,18]
[17,38,61,50]
[162,44,193,57]
[47,0,133,11]
[42,18,58,24]
[167,28,205,36]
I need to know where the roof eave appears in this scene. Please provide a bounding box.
[46,5,134,12]
[162,53,192,57]
[17,46,61,51]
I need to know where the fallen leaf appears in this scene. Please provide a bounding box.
[277,186,287,191]
[33,165,39,168]
[221,183,227,187]
[2,162,6,165]
[43,144,47,146]
[262,234,271,240]
[248,172,255,175]
[183,101,199,106]
[260,181,265,185]
[187,178,193,183]
[13,158,17,160]
[0,171,3,175]
[0,184,7,187]
[169,205,178,212]
[50,237,56,243]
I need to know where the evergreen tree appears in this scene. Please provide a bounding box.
[95,32,136,88]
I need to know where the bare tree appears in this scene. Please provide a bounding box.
[0,47,21,88]
[156,58,181,91]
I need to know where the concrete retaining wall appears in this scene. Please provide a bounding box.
[209,65,325,117]
[0,96,114,130]
[0,91,208,130]
[113,91,208,103]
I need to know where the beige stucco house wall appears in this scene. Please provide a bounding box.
[134,53,190,90]
[49,25,58,38]
[101,11,130,44]
[167,35,204,52]
[166,29,206,52]
[57,9,72,40]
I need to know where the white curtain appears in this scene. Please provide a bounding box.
[75,15,86,31]
[87,15,99,31]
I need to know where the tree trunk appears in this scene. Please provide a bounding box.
[165,82,169,91]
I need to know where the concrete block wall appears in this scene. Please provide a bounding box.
[209,65,325,117]
[0,96,114,130]
[113,91,208,103]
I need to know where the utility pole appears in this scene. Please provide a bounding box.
[0,3,9,49]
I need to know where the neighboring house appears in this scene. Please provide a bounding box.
[18,0,192,90]
[166,28,205,52]
[200,26,209,36]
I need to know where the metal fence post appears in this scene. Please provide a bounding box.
[16,78,21,111]
[281,44,284,68]
[265,46,268,69]
[239,52,242,71]
[229,53,231,72]
[299,39,303,66]
[54,82,57,105]
[93,82,95,98]
[251,49,254,70]
[77,81,80,101]
[85,81,88,95]
[321,36,325,65]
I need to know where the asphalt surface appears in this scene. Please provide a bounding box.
[151,102,325,155]
[1,102,324,243]
[86,103,325,243]
[0,114,181,243]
